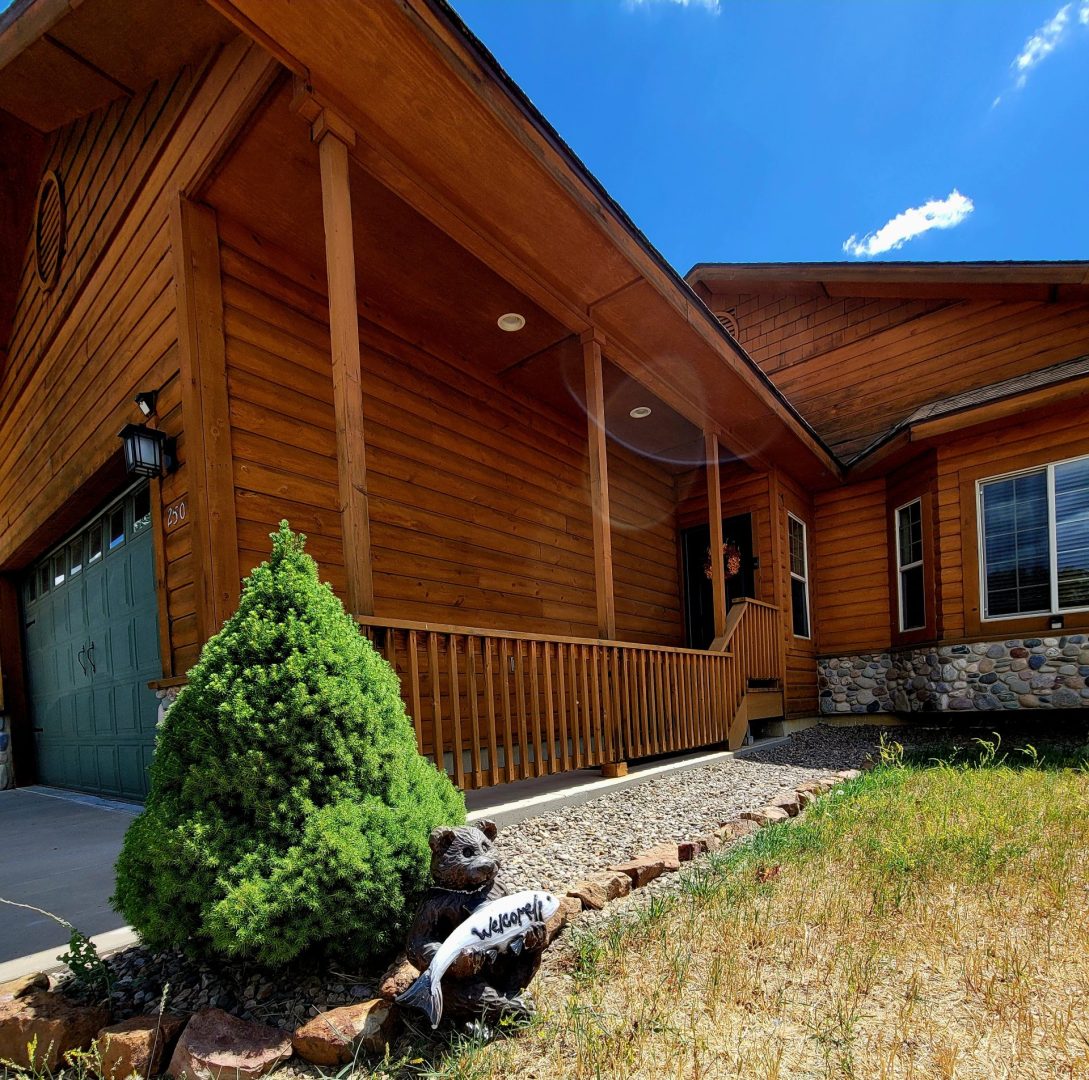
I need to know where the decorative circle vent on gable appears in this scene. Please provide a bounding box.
[34,170,66,292]
[715,310,739,338]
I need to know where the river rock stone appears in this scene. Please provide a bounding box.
[291,1001,394,1065]
[0,991,110,1071]
[94,1014,187,1080]
[167,1009,291,1080]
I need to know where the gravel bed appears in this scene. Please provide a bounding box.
[56,725,889,1030]
[498,724,886,891]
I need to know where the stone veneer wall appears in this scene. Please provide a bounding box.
[819,635,1089,714]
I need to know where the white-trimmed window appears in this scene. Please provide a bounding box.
[787,513,810,638]
[978,453,1089,619]
[895,499,925,631]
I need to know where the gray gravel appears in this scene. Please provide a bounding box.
[498,724,885,891]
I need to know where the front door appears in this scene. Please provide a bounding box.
[21,485,162,799]
[681,513,756,649]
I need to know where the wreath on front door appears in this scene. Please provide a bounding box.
[705,540,743,582]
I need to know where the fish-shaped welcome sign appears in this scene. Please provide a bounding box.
[396,889,560,1028]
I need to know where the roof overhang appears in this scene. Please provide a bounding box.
[848,361,1089,478]
[199,0,842,485]
[687,261,1089,303]
[0,0,235,131]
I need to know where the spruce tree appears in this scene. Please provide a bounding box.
[114,523,465,967]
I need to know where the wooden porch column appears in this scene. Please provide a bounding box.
[705,431,728,643]
[171,197,240,640]
[582,330,616,639]
[312,109,375,616]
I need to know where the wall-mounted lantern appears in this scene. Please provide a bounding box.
[118,424,175,478]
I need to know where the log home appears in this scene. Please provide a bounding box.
[0,0,1086,799]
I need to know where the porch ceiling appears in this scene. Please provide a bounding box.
[202,0,841,487]
[204,82,712,470]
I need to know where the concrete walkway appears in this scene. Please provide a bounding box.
[0,787,138,973]
[0,739,787,981]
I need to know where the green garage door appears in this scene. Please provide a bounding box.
[21,485,163,800]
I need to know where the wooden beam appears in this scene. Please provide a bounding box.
[171,197,241,641]
[705,431,727,641]
[582,331,615,639]
[313,109,375,617]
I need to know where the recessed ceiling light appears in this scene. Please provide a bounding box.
[629,406,652,419]
[497,312,526,332]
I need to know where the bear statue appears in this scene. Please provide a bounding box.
[401,819,549,1024]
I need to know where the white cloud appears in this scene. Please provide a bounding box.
[626,0,720,11]
[842,190,974,259]
[1013,3,1071,88]
[1081,0,1089,24]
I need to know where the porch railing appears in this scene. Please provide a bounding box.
[357,598,782,790]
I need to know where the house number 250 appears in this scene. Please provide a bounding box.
[165,498,188,531]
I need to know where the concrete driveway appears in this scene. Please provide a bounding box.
[0,787,137,967]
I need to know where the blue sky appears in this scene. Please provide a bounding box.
[454,0,1089,270]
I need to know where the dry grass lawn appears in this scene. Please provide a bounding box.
[399,739,1089,1080]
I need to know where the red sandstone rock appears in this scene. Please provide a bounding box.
[0,991,109,1071]
[678,838,709,861]
[741,806,790,826]
[716,819,760,843]
[567,872,631,910]
[544,895,583,945]
[377,954,419,1002]
[94,1013,187,1080]
[638,845,681,872]
[769,792,801,817]
[0,973,49,1003]
[291,1001,394,1066]
[167,1009,291,1080]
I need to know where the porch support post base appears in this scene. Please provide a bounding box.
[601,761,628,779]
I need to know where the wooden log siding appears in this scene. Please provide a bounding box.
[357,601,782,787]
[216,219,684,647]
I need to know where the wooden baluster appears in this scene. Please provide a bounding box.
[543,642,556,774]
[653,653,662,753]
[529,641,544,778]
[557,642,571,772]
[447,634,465,789]
[588,644,605,762]
[678,654,689,750]
[407,630,423,754]
[499,639,516,783]
[483,638,500,786]
[582,645,596,764]
[672,654,683,751]
[527,640,544,775]
[512,640,528,780]
[635,648,644,757]
[622,648,631,757]
[599,647,614,764]
[466,636,482,789]
[427,632,446,777]
[568,643,582,769]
